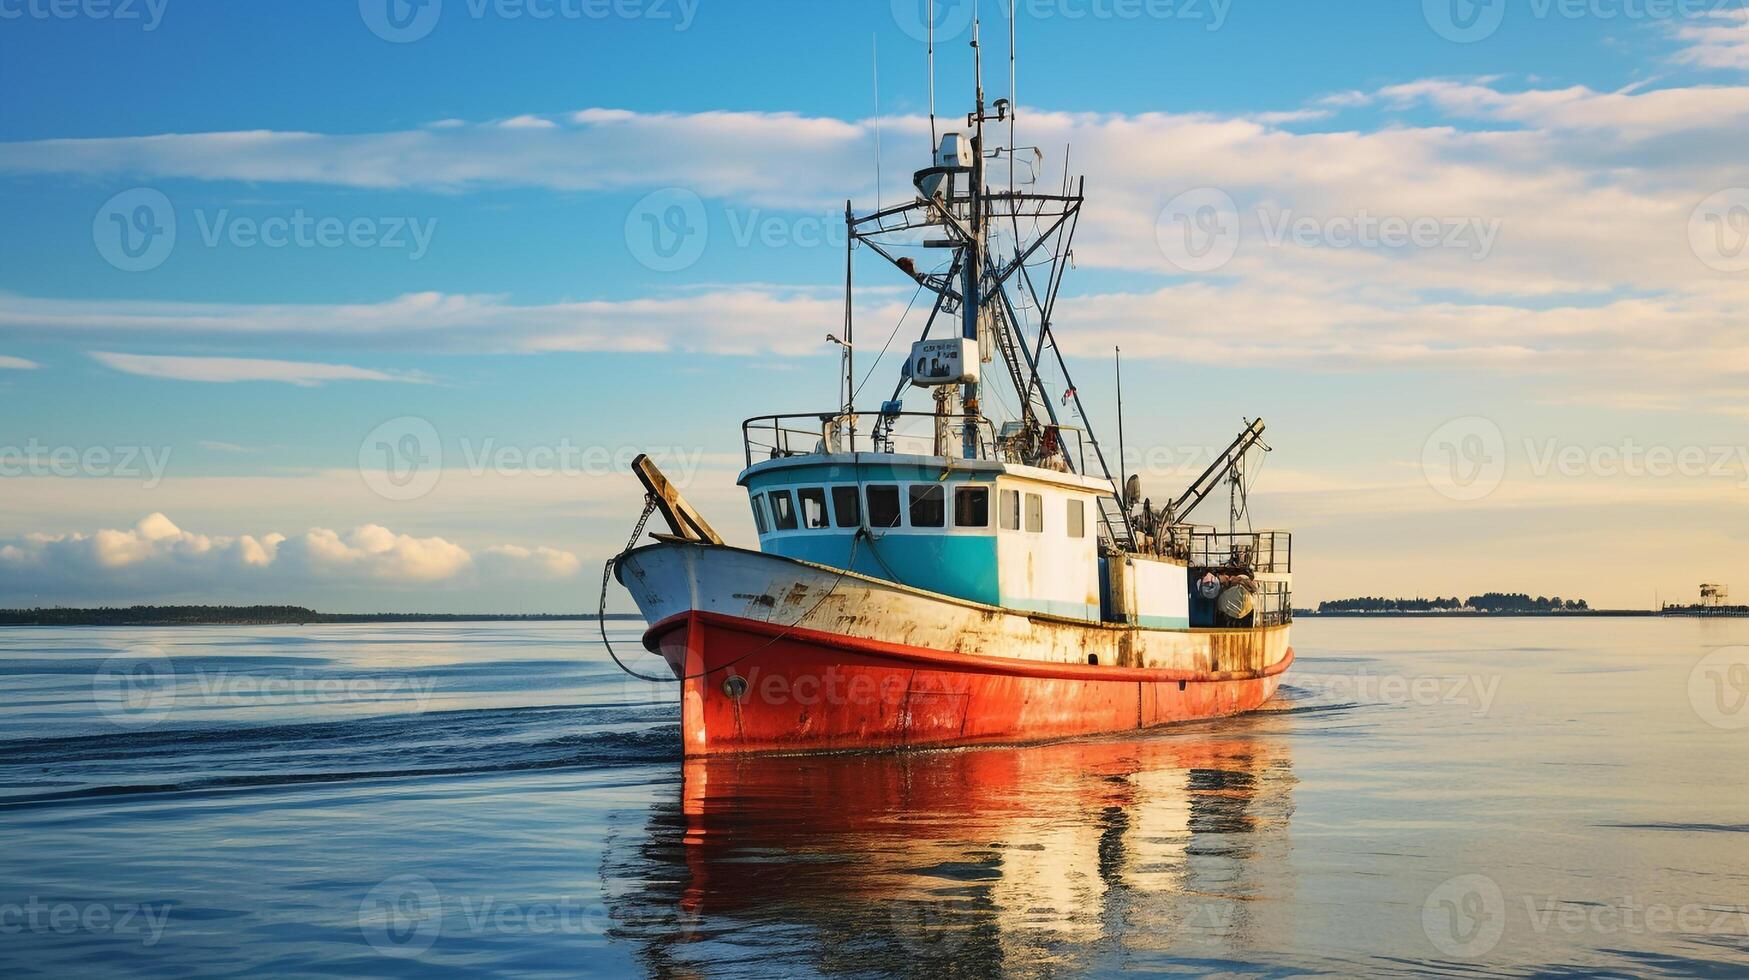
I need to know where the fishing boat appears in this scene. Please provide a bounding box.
[609,25,1293,756]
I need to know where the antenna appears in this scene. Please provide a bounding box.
[872,34,883,212]
[974,5,983,110]
[844,199,856,435]
[1008,0,1016,196]
[927,0,937,152]
[1116,346,1128,512]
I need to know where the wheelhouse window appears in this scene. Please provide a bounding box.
[769,490,798,531]
[999,489,1020,531]
[1024,493,1044,533]
[1066,498,1086,539]
[798,487,830,529]
[831,486,861,528]
[909,485,946,528]
[955,486,990,528]
[750,494,769,534]
[866,485,902,528]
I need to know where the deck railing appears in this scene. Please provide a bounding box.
[1253,580,1294,627]
[741,412,1092,472]
[1186,531,1293,575]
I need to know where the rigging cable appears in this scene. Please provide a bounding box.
[851,276,929,403]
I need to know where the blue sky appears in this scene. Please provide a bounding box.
[2,0,1748,611]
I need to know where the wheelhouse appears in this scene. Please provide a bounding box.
[741,452,1107,621]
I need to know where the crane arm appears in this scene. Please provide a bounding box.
[1166,419,1269,525]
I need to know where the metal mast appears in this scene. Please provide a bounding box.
[960,15,986,460]
[845,22,1136,545]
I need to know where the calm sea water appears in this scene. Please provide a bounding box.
[1,618,1747,977]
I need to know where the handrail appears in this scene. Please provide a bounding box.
[1184,530,1293,575]
[742,411,1065,469]
[1252,580,1295,627]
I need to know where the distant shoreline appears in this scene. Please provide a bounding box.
[0,606,643,627]
[1301,608,1749,619]
[1295,609,1653,618]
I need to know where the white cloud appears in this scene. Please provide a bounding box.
[3,290,857,357]
[0,108,873,206]
[0,82,1741,201]
[1673,8,1749,71]
[0,355,37,369]
[282,524,471,583]
[1,276,1742,415]
[1315,90,1373,109]
[90,351,431,386]
[1375,77,1749,136]
[0,83,1741,303]
[0,513,583,601]
[498,114,558,129]
[479,544,584,579]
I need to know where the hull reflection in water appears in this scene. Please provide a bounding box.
[605,719,1294,975]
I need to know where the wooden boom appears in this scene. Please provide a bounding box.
[632,454,724,546]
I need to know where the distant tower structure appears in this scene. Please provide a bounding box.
[1700,583,1729,613]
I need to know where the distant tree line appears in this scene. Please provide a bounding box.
[0,606,635,626]
[1318,594,1589,614]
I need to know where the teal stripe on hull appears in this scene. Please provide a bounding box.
[767,532,1001,607]
[1132,615,1191,629]
[999,596,1102,623]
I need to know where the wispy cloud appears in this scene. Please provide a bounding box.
[498,114,558,130]
[0,355,38,370]
[0,109,872,206]
[1375,77,1749,136]
[0,278,1735,417]
[90,351,432,386]
[1672,8,1749,71]
[3,291,853,357]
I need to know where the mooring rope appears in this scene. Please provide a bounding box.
[598,506,865,685]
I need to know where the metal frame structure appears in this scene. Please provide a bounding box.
[840,29,1135,546]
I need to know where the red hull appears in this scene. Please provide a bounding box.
[646,611,1292,756]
